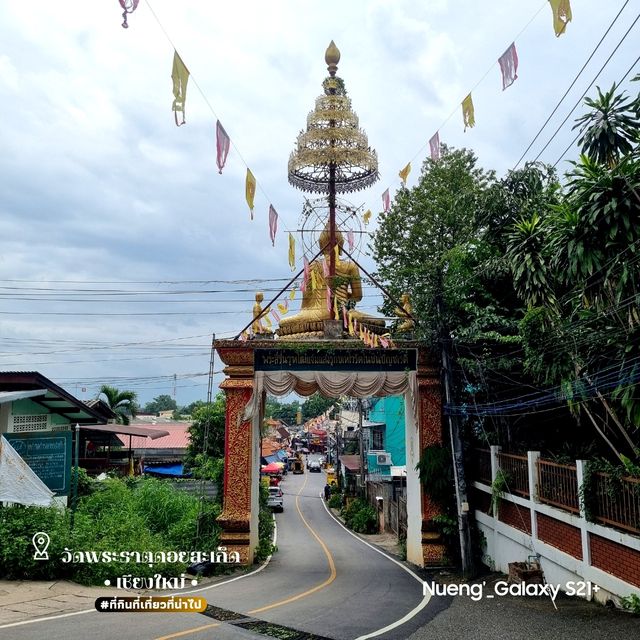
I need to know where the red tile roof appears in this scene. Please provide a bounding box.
[339,455,361,472]
[129,423,191,449]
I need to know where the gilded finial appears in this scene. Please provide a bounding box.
[325,40,340,76]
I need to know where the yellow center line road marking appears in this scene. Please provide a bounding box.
[152,471,337,639]
[248,472,337,614]
[154,622,220,640]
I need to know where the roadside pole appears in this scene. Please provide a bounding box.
[70,423,80,529]
[358,399,365,495]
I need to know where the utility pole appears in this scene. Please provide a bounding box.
[358,398,365,494]
[438,296,474,577]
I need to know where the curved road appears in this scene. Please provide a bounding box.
[3,461,445,640]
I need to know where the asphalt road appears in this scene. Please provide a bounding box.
[2,457,439,640]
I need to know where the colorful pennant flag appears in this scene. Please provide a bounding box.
[379,335,389,349]
[311,269,319,291]
[398,163,411,186]
[326,287,332,313]
[333,293,339,321]
[498,43,519,91]
[216,120,230,174]
[363,209,372,225]
[347,229,355,252]
[263,313,272,329]
[270,308,280,323]
[288,233,296,270]
[118,0,139,29]
[301,257,310,292]
[289,288,296,301]
[268,205,278,246]
[382,189,391,212]
[322,258,330,278]
[171,51,189,126]
[462,93,475,131]
[549,0,572,37]
[334,243,339,264]
[429,132,440,161]
[245,168,256,219]
[277,299,289,315]
[342,305,348,329]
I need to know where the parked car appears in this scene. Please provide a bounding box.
[308,460,322,473]
[267,486,284,512]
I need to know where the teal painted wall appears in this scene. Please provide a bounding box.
[368,396,406,466]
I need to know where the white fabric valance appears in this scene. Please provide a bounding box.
[243,370,417,423]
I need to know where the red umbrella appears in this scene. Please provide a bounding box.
[261,462,282,474]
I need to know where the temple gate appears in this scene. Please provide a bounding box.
[215,339,446,567]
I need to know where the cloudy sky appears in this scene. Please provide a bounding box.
[0,0,637,406]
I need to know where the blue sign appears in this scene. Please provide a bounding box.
[5,431,72,495]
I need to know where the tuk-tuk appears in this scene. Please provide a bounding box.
[291,459,304,474]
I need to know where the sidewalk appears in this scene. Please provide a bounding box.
[410,573,639,640]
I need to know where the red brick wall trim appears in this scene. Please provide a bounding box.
[498,500,532,534]
[590,533,640,587]
[537,513,583,559]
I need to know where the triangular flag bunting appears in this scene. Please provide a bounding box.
[288,233,296,270]
[277,299,289,315]
[398,163,411,185]
[382,189,391,212]
[245,169,256,219]
[549,0,572,37]
[270,308,280,323]
[216,120,230,174]
[429,132,440,161]
[347,229,355,252]
[462,94,475,131]
[363,209,372,225]
[498,43,518,91]
[171,51,189,126]
[289,288,296,301]
[268,205,278,246]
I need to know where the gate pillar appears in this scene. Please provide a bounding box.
[215,343,259,565]
[416,347,447,566]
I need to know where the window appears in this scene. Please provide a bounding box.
[10,414,49,433]
[372,428,384,451]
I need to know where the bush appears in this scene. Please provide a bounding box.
[327,494,342,509]
[0,477,222,585]
[255,483,275,562]
[341,498,378,534]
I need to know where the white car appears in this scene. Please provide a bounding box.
[267,486,284,512]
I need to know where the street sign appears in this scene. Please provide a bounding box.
[5,431,72,496]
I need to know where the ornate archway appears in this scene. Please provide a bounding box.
[215,339,446,567]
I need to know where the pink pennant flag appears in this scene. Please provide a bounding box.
[347,229,355,252]
[119,0,139,28]
[353,318,358,334]
[382,188,391,213]
[216,120,230,174]
[300,257,310,293]
[429,132,440,161]
[379,336,389,349]
[270,308,280,323]
[326,287,332,313]
[498,42,518,91]
[342,305,348,329]
[322,258,330,278]
[268,205,278,246]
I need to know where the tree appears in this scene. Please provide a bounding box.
[185,394,226,468]
[264,397,300,425]
[301,394,337,421]
[98,385,138,425]
[143,394,177,414]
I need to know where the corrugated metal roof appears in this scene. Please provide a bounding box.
[0,389,47,404]
[128,423,191,449]
[80,424,170,439]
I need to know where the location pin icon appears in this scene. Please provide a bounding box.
[32,532,50,560]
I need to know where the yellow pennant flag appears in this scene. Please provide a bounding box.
[245,169,256,219]
[288,233,295,270]
[398,162,411,185]
[348,312,354,336]
[363,209,372,225]
[289,288,296,301]
[334,243,340,263]
[549,0,572,37]
[277,302,289,315]
[333,292,339,321]
[171,51,189,126]
[311,269,318,291]
[462,93,475,131]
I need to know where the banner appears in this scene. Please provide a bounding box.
[245,168,256,219]
[171,51,189,126]
[269,205,278,246]
[382,189,390,213]
[398,162,411,185]
[347,229,355,252]
[462,93,475,131]
[549,0,572,37]
[288,233,295,270]
[216,120,230,174]
[498,43,518,90]
[429,132,440,161]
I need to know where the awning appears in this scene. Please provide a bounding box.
[276,449,288,461]
[340,455,361,472]
[79,424,170,439]
[261,462,282,474]
[262,454,279,464]
[144,464,191,478]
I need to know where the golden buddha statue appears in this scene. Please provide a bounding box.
[252,292,266,335]
[395,292,415,333]
[277,226,385,339]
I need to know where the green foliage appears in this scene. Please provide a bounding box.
[75,467,95,497]
[416,445,454,510]
[98,385,138,425]
[264,397,300,425]
[185,394,226,467]
[621,593,640,614]
[490,469,510,516]
[143,394,178,414]
[341,498,378,534]
[0,478,221,585]
[327,493,342,509]
[255,483,275,562]
[301,394,337,421]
